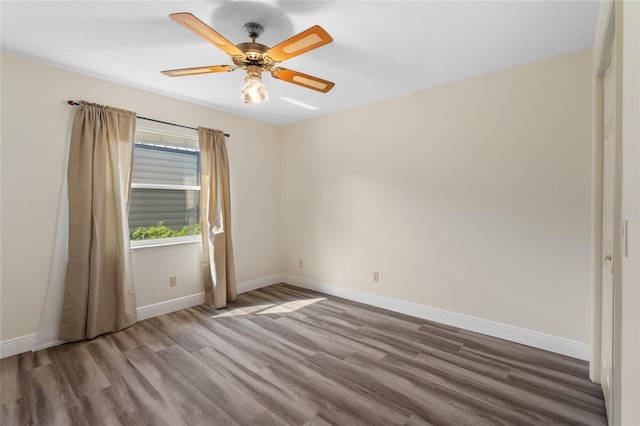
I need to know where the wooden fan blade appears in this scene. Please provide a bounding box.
[161,65,235,77]
[170,13,243,56]
[267,25,333,62]
[271,68,335,93]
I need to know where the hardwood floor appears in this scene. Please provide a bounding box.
[1,284,607,425]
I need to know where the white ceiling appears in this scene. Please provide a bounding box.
[1,1,599,125]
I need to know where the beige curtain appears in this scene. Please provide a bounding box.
[59,102,137,341]
[199,127,237,308]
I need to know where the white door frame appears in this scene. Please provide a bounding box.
[590,0,623,423]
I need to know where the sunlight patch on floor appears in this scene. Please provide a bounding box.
[210,296,326,318]
[257,297,326,315]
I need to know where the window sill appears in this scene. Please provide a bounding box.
[130,235,201,250]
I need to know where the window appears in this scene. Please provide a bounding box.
[129,128,201,247]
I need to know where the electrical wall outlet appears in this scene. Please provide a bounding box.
[170,276,177,287]
[373,272,379,283]
[298,259,304,268]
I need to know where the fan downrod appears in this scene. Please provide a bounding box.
[244,22,264,41]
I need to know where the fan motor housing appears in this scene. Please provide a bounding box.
[233,42,275,70]
[236,42,269,60]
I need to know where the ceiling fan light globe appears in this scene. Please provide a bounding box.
[241,75,268,103]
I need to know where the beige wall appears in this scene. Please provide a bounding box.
[0,54,282,341]
[1,49,596,348]
[620,1,640,424]
[281,49,593,342]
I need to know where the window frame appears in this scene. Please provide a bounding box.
[129,128,202,249]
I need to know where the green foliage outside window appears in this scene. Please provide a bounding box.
[130,222,201,240]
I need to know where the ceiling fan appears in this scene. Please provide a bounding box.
[162,13,335,103]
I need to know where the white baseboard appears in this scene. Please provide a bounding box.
[237,274,283,294]
[0,333,37,359]
[31,330,66,353]
[281,274,590,361]
[1,274,282,359]
[136,292,205,321]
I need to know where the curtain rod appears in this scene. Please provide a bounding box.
[66,101,230,137]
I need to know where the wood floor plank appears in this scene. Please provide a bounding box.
[125,320,176,352]
[301,414,334,426]
[19,350,52,372]
[144,316,212,354]
[194,318,273,372]
[1,353,39,424]
[47,343,111,399]
[374,352,558,425]
[199,315,311,368]
[248,288,290,306]
[123,344,241,426]
[404,413,437,426]
[105,327,140,353]
[453,328,590,378]
[193,346,318,425]
[295,309,361,331]
[459,346,604,398]
[263,314,359,359]
[289,312,422,359]
[250,315,342,357]
[416,322,465,339]
[292,287,441,329]
[210,314,317,361]
[260,357,411,426]
[26,362,88,426]
[1,398,36,426]
[156,344,267,424]
[340,306,424,333]
[164,309,197,326]
[507,369,608,416]
[310,350,531,426]
[130,399,188,426]
[1,356,23,404]
[245,409,292,426]
[381,351,607,425]
[83,337,163,410]
[361,324,464,354]
[415,347,511,381]
[77,386,140,426]
[0,283,606,426]
[286,312,388,359]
